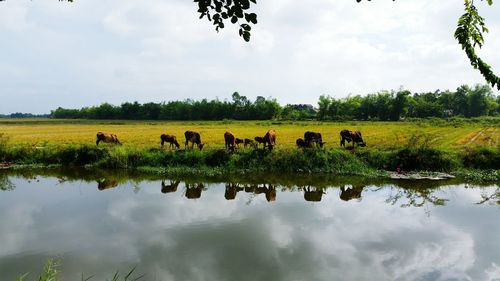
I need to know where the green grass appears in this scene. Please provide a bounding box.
[0,118,498,149]
[0,119,498,178]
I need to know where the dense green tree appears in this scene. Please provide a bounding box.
[49,85,498,120]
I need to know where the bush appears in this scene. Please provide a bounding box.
[462,146,500,169]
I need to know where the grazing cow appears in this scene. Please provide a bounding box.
[296,138,311,148]
[185,183,204,199]
[160,134,180,149]
[340,129,366,148]
[224,183,244,200]
[339,185,364,201]
[184,131,205,150]
[97,179,119,191]
[161,180,180,193]
[263,129,277,150]
[235,138,244,147]
[96,132,121,146]
[244,138,256,148]
[254,136,266,148]
[224,131,236,150]
[303,186,324,202]
[304,131,325,147]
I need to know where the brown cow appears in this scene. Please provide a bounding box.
[160,134,180,149]
[340,129,366,148]
[235,138,244,147]
[339,185,364,201]
[96,132,121,146]
[263,129,276,150]
[303,186,324,202]
[244,138,257,148]
[224,131,236,150]
[161,180,180,193]
[304,131,325,147]
[184,131,205,150]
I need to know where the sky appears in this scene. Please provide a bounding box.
[0,0,499,114]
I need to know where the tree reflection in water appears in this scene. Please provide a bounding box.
[385,184,448,208]
[475,186,500,205]
[0,173,15,191]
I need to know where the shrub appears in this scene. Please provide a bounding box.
[462,146,500,169]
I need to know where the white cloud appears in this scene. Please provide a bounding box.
[0,0,499,113]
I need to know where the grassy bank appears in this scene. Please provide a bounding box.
[1,142,498,181]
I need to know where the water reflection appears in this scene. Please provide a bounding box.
[302,186,324,202]
[0,169,499,281]
[185,183,205,199]
[224,182,244,200]
[1,168,499,206]
[244,184,276,202]
[161,180,180,193]
[97,178,119,191]
[339,185,365,201]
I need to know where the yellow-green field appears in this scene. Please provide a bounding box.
[0,119,498,150]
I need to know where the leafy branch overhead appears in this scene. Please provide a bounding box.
[455,0,500,90]
[195,0,258,42]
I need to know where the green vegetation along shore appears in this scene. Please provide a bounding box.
[1,141,498,182]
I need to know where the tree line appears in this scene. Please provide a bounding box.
[49,84,499,121]
[318,84,499,121]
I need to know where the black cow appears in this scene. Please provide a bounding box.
[296,138,311,148]
[304,131,325,147]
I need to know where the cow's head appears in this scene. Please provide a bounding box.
[198,143,205,150]
[360,141,366,147]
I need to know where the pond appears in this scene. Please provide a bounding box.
[0,169,499,281]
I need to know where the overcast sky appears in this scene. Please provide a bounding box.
[0,0,499,114]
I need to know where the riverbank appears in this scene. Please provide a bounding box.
[1,144,498,182]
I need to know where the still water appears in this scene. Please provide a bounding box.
[0,170,499,281]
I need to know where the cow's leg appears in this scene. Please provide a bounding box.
[96,139,100,146]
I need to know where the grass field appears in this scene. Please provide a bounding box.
[0,118,498,149]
